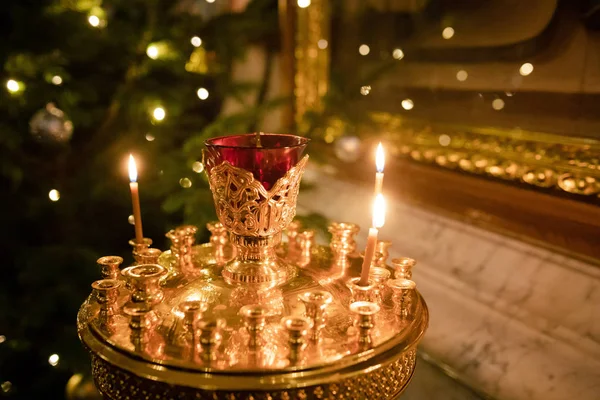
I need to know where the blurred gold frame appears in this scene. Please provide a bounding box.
[290,0,600,199]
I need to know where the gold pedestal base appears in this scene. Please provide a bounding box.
[222,233,294,285]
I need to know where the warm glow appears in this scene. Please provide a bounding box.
[128,154,138,182]
[359,44,370,56]
[192,161,204,173]
[520,63,534,76]
[297,0,311,8]
[145,133,155,142]
[401,98,414,110]
[442,27,455,39]
[153,107,165,121]
[206,0,215,3]
[197,87,209,100]
[48,189,60,202]
[372,194,386,229]
[146,45,159,59]
[179,177,192,188]
[51,75,62,85]
[318,39,328,49]
[438,134,451,147]
[375,143,385,173]
[492,98,505,110]
[191,36,202,47]
[6,79,20,93]
[88,15,100,27]
[456,70,468,81]
[392,48,404,60]
[48,354,60,367]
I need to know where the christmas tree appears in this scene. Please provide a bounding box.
[0,0,284,398]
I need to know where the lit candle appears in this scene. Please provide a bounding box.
[374,143,385,195]
[359,194,386,286]
[128,155,144,243]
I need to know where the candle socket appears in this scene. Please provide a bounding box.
[92,279,122,333]
[129,238,153,259]
[386,279,417,320]
[133,248,162,265]
[207,221,230,265]
[166,225,198,272]
[298,290,333,342]
[347,277,376,303]
[171,301,208,350]
[97,256,124,280]
[391,257,416,280]
[328,222,360,269]
[285,220,302,262]
[281,316,313,365]
[297,230,315,267]
[375,240,392,266]
[240,304,269,349]
[368,267,391,305]
[121,264,167,309]
[124,303,151,350]
[197,318,225,363]
[350,301,380,349]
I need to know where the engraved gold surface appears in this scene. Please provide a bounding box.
[205,156,308,284]
[207,156,308,237]
[90,348,417,400]
[80,241,428,399]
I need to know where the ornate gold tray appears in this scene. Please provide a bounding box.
[77,133,428,399]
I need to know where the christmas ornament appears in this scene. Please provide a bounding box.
[29,103,73,144]
[334,135,362,163]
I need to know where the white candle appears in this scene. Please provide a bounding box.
[128,155,144,243]
[374,142,385,195]
[359,194,386,286]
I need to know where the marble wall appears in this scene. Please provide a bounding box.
[298,172,600,400]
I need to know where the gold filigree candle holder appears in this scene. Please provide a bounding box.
[166,225,198,271]
[347,277,376,303]
[91,279,121,332]
[391,257,416,280]
[298,290,333,341]
[386,279,417,321]
[281,316,313,365]
[121,264,167,308]
[297,229,315,267]
[97,256,123,280]
[123,303,151,350]
[239,304,269,349]
[368,266,391,305]
[329,222,360,269]
[350,301,380,349]
[286,220,302,262]
[134,248,162,265]
[207,221,230,265]
[171,301,208,349]
[128,238,152,258]
[197,318,226,363]
[375,240,392,266]
[204,134,309,285]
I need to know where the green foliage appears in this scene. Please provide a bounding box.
[0,0,285,398]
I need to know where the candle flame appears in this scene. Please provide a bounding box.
[128,154,137,182]
[373,194,386,228]
[376,142,385,173]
